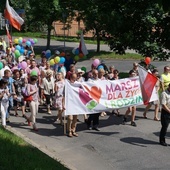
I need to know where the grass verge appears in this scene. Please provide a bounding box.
[12,32,105,45]
[0,127,68,170]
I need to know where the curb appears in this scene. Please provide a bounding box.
[6,126,74,170]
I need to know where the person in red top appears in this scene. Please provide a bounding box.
[66,64,75,80]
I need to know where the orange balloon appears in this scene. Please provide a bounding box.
[145,57,151,65]
[60,52,65,57]
[79,53,84,58]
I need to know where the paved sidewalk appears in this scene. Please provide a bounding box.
[6,105,170,170]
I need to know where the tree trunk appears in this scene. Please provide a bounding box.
[46,23,52,50]
[96,29,100,53]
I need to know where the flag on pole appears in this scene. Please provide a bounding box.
[5,24,12,43]
[138,65,158,105]
[79,32,88,56]
[4,0,24,31]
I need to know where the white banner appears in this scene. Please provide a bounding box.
[65,76,158,115]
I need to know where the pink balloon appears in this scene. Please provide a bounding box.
[21,61,27,70]
[92,59,100,67]
[22,39,26,43]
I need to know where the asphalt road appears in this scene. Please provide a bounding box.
[6,38,170,170]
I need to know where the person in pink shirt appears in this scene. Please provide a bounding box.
[25,59,41,84]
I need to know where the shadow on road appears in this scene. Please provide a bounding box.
[120,137,159,147]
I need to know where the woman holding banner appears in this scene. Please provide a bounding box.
[86,69,100,131]
[122,70,137,127]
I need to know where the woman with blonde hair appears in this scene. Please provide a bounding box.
[54,72,65,125]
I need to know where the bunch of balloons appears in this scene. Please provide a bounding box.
[13,37,38,59]
[72,47,87,62]
[48,51,66,66]
[13,37,38,47]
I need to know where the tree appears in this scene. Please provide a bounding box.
[29,0,60,49]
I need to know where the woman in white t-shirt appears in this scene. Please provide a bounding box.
[0,79,11,128]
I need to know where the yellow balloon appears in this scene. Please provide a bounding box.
[19,37,23,40]
[54,56,60,63]
[50,59,55,66]
[14,38,19,44]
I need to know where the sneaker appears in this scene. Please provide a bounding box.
[131,121,137,127]
[122,116,127,125]
[92,127,100,131]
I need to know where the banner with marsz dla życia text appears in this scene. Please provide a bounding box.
[65,77,156,115]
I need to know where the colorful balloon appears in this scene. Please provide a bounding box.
[92,59,100,67]
[54,56,60,63]
[34,38,38,44]
[26,41,31,47]
[0,62,3,70]
[145,57,151,65]
[59,57,65,64]
[16,45,21,51]
[14,38,19,44]
[75,48,79,55]
[60,52,65,57]
[21,61,27,70]
[55,50,60,55]
[49,59,55,66]
[74,55,79,61]
[81,67,86,73]
[79,53,84,58]
[22,39,26,43]
[18,39,23,44]
[14,50,21,58]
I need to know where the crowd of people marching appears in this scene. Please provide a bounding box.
[0,36,170,146]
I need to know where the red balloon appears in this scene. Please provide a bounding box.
[145,57,151,65]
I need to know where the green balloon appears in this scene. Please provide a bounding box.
[30,70,37,76]
[14,50,20,58]
[0,62,3,70]
[74,55,79,61]
[81,67,87,73]
[34,38,38,44]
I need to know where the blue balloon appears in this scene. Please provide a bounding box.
[16,45,21,51]
[45,53,51,59]
[20,48,25,54]
[98,65,104,71]
[75,48,79,55]
[59,57,65,64]
[26,41,31,47]
[18,39,23,44]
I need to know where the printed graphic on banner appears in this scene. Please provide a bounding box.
[65,76,155,115]
[79,85,102,110]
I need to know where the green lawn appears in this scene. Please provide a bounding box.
[12,32,105,45]
[0,128,68,170]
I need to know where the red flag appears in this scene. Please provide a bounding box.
[4,0,24,31]
[79,32,88,56]
[138,65,158,105]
